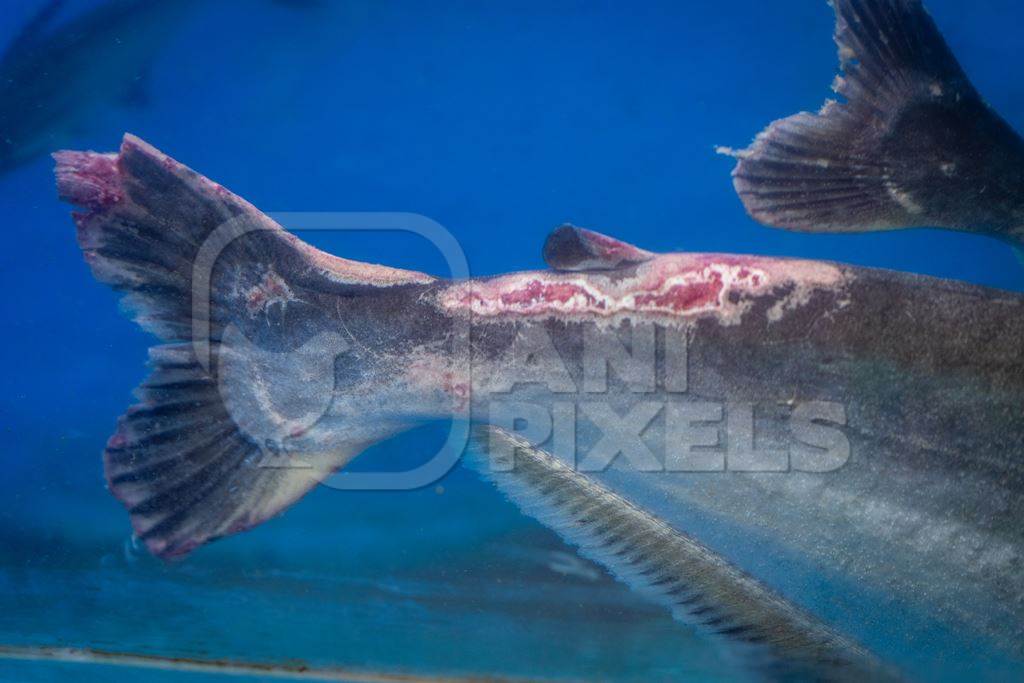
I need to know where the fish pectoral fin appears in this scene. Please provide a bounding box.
[468,426,898,681]
[542,224,654,271]
[724,0,1024,246]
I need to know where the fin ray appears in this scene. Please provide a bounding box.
[726,0,1024,245]
[468,427,897,680]
[54,135,425,558]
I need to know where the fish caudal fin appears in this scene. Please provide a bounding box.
[724,0,1024,246]
[55,135,432,558]
[105,343,361,559]
[469,427,897,681]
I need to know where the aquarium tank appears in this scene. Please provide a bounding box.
[1,1,1023,681]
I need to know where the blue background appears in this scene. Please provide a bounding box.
[0,1,1022,681]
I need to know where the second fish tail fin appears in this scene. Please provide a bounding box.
[724,0,1024,246]
[55,135,436,558]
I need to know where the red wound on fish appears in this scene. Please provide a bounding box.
[499,280,600,308]
[53,151,123,211]
[634,278,724,313]
[54,134,417,560]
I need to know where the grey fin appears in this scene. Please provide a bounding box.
[54,135,427,558]
[468,427,899,682]
[104,343,367,559]
[724,0,1024,247]
[542,224,654,272]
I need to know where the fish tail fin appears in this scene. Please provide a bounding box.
[724,0,1024,246]
[55,135,435,558]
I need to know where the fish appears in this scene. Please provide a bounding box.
[721,0,1024,248]
[54,133,1024,680]
[469,426,896,681]
[0,0,198,176]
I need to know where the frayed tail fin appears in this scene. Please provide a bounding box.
[56,135,436,558]
[723,0,1024,247]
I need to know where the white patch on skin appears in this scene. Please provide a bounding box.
[941,162,957,177]
[884,177,924,215]
[930,82,944,97]
[244,266,296,317]
[442,263,764,326]
[438,253,847,327]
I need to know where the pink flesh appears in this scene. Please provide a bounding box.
[500,280,603,309]
[54,151,123,210]
[444,257,765,318]
[440,252,844,322]
[633,278,723,312]
[245,271,294,315]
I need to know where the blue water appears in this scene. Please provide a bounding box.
[1,0,1022,681]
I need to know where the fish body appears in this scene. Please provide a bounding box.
[50,0,1024,678]
[54,135,1024,679]
[470,426,899,681]
[0,0,197,175]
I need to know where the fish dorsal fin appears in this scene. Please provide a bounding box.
[542,224,654,272]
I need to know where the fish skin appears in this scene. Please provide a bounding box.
[468,426,899,682]
[443,244,1024,677]
[0,0,198,175]
[55,135,1024,678]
